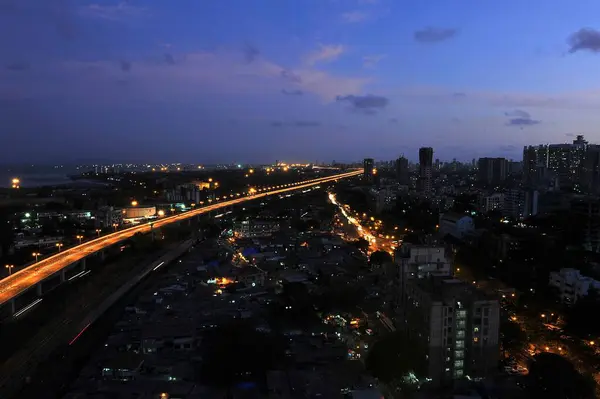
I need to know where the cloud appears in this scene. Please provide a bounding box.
[342,11,368,23]
[506,118,540,127]
[499,145,517,152]
[565,133,575,137]
[414,27,458,43]
[164,53,176,65]
[504,109,531,118]
[120,60,131,72]
[503,109,540,127]
[363,54,386,68]
[271,121,321,127]
[281,69,302,83]
[567,28,600,53]
[243,43,260,63]
[6,62,29,71]
[453,92,466,98]
[451,117,461,124]
[336,94,389,114]
[389,118,398,124]
[305,44,345,66]
[79,2,147,21]
[11,49,368,104]
[281,89,303,96]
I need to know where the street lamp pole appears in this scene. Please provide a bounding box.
[95,229,101,237]
[56,243,63,252]
[76,235,83,244]
[32,252,40,262]
[5,264,14,275]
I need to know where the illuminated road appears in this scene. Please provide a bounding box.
[0,170,361,306]
[328,193,398,255]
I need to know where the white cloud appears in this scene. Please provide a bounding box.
[363,54,386,68]
[305,44,346,66]
[5,49,368,103]
[342,11,368,23]
[79,2,148,21]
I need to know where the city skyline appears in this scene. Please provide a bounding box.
[2,0,600,163]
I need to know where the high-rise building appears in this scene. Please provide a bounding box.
[477,157,508,185]
[571,197,600,253]
[522,145,548,187]
[419,147,433,195]
[397,276,500,386]
[395,156,409,185]
[581,145,600,194]
[524,136,589,190]
[503,189,538,220]
[363,158,374,183]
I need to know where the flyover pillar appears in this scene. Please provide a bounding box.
[9,299,15,315]
[81,257,86,270]
[60,269,66,283]
[36,283,42,297]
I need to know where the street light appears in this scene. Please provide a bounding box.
[56,242,63,252]
[11,178,20,189]
[112,223,118,231]
[76,235,83,244]
[32,252,40,262]
[131,200,138,207]
[5,264,14,275]
[158,210,165,217]
[95,228,101,237]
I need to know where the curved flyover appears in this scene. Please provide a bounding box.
[0,170,362,306]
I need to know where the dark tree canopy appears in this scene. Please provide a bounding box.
[370,250,393,266]
[526,353,595,399]
[366,332,426,383]
[199,321,286,388]
[500,320,527,353]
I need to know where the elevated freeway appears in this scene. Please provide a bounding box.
[0,170,361,310]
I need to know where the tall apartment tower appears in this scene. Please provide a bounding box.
[419,147,433,195]
[363,158,374,183]
[400,277,500,386]
[395,156,409,185]
[477,157,508,185]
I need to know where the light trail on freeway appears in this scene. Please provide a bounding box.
[0,170,361,306]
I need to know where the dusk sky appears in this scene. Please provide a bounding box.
[2,0,600,164]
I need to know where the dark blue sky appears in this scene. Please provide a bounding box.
[2,0,600,164]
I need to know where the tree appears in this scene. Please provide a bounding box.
[565,289,600,337]
[526,353,595,399]
[199,320,286,388]
[352,238,369,252]
[366,332,426,383]
[370,250,393,267]
[500,320,527,355]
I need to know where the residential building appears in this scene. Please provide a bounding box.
[399,278,500,386]
[503,189,538,220]
[419,147,434,196]
[480,193,504,213]
[395,156,409,185]
[549,268,600,305]
[363,158,374,183]
[477,158,508,185]
[581,145,600,194]
[439,213,474,240]
[234,219,281,238]
[522,145,548,187]
[96,206,124,229]
[571,196,600,253]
